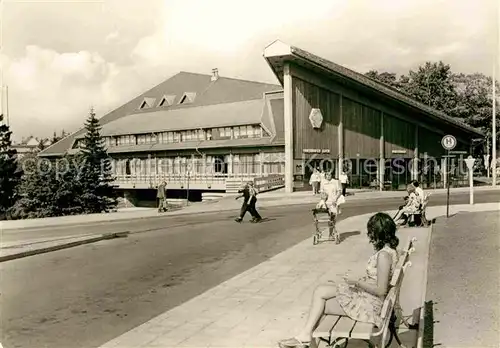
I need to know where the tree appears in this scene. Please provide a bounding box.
[37,139,46,151]
[78,107,117,213]
[0,115,21,219]
[10,158,60,219]
[11,155,84,219]
[365,70,401,89]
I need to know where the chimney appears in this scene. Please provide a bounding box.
[211,68,219,82]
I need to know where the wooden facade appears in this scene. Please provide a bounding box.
[292,78,340,158]
[290,64,470,163]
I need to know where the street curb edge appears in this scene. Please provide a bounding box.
[0,233,125,263]
[416,221,433,348]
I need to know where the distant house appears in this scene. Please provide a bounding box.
[13,136,51,158]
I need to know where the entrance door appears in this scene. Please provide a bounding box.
[214,155,228,174]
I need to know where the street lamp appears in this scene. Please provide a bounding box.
[493,1,499,186]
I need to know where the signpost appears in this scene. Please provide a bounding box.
[441,135,457,217]
[464,156,476,205]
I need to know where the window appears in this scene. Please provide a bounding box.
[249,125,262,138]
[139,97,155,109]
[219,127,231,138]
[173,132,181,142]
[72,139,83,149]
[178,92,196,105]
[233,126,240,139]
[206,129,212,140]
[262,152,285,174]
[106,137,117,147]
[158,95,175,107]
[117,135,136,146]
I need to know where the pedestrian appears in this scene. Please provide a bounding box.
[339,170,349,196]
[309,168,321,195]
[321,171,343,215]
[411,180,425,205]
[247,181,262,223]
[234,181,262,223]
[157,180,167,212]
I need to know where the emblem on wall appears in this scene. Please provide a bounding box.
[309,108,323,129]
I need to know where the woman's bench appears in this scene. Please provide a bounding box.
[311,237,417,348]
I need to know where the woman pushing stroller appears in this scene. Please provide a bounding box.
[312,172,344,243]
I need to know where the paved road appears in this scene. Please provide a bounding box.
[425,210,500,348]
[0,192,498,348]
[2,190,499,245]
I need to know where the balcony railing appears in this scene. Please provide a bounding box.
[113,172,285,192]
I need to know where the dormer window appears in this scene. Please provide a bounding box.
[139,97,156,109]
[178,92,196,105]
[158,95,176,107]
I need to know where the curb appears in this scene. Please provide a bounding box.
[416,219,433,348]
[0,232,129,263]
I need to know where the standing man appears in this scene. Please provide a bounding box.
[157,180,167,212]
[339,170,349,196]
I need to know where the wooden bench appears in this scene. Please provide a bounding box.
[408,193,431,227]
[312,237,417,348]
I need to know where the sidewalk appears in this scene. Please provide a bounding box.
[97,202,499,348]
[2,186,498,231]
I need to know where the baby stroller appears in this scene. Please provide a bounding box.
[312,207,339,245]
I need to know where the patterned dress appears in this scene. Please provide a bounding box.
[335,245,399,328]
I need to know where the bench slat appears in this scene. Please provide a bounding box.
[330,316,360,339]
[349,321,376,339]
[313,315,340,338]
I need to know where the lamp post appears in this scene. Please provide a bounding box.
[493,1,499,186]
[464,156,476,205]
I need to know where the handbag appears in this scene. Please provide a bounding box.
[337,195,346,205]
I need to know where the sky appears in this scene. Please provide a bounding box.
[0,0,498,142]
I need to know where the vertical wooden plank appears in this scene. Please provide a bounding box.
[338,94,344,179]
[379,112,385,191]
[284,63,294,193]
[413,126,419,181]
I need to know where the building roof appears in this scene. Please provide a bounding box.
[39,72,281,157]
[91,99,267,137]
[263,40,483,138]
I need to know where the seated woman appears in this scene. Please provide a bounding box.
[393,184,420,225]
[278,212,400,348]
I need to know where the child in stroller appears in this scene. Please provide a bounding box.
[312,192,340,244]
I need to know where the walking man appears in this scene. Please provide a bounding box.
[235,181,262,223]
[247,181,262,223]
[157,180,167,212]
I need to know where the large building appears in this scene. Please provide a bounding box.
[263,40,483,192]
[41,41,483,203]
[40,69,286,204]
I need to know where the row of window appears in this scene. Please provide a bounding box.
[75,125,266,149]
[139,93,194,110]
[89,125,265,148]
[112,153,285,176]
